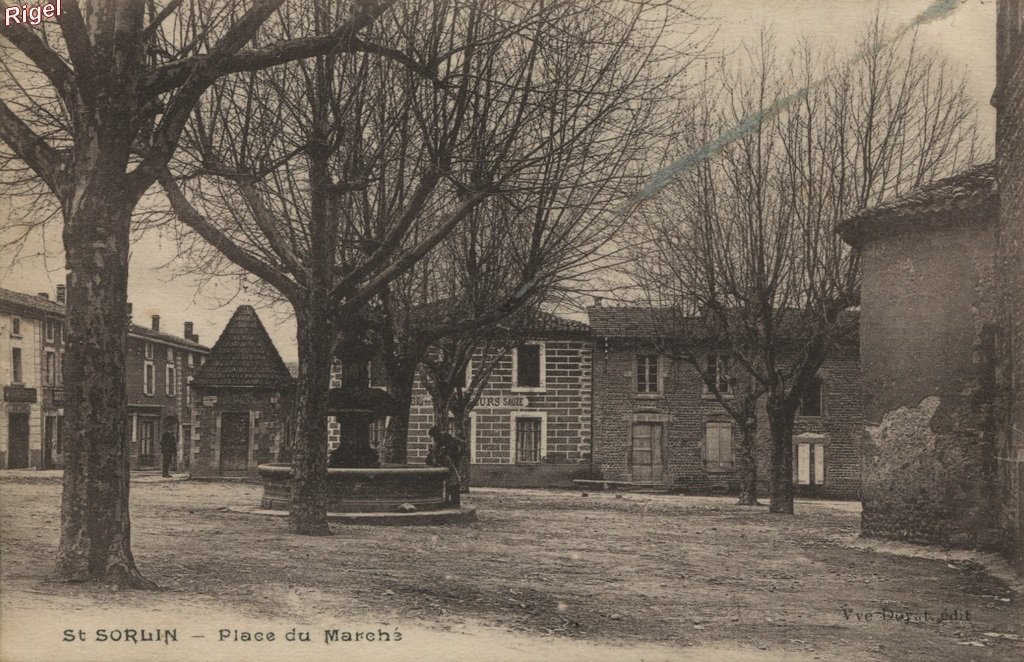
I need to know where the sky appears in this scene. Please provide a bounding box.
[0,0,998,363]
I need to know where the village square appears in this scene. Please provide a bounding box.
[1,0,1023,660]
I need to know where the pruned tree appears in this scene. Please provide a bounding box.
[629,23,982,513]
[0,0,419,586]
[161,0,700,533]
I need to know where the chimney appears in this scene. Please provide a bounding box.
[192,333,199,344]
[184,321,194,342]
[593,296,603,307]
[55,285,66,304]
[151,315,160,332]
[38,292,49,300]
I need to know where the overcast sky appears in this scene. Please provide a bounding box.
[0,0,997,362]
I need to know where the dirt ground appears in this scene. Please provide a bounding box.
[1,472,1022,662]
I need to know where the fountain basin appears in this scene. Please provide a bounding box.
[258,463,452,513]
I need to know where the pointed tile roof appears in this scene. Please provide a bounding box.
[192,306,293,389]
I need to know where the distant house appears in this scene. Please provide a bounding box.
[125,312,209,471]
[0,287,67,469]
[0,286,208,470]
[399,313,594,487]
[839,164,1002,547]
[191,306,293,479]
[587,306,862,498]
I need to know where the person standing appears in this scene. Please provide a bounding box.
[160,418,177,478]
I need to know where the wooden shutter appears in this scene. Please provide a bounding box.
[797,443,811,484]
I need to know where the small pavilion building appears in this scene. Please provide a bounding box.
[191,306,294,478]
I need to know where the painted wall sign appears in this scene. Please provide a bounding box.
[3,386,37,403]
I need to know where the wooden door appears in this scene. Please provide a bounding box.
[220,412,250,475]
[631,422,664,482]
[7,413,29,468]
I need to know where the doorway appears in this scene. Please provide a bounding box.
[220,412,250,475]
[630,422,665,482]
[7,413,30,468]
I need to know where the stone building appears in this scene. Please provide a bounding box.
[838,164,1001,547]
[588,306,862,499]
[0,287,66,469]
[833,0,1024,569]
[191,306,293,479]
[994,0,1024,569]
[1,286,208,470]
[403,313,593,487]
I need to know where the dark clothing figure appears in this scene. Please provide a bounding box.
[426,426,467,508]
[160,428,177,477]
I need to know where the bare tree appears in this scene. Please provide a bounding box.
[161,0,699,534]
[630,24,981,514]
[0,0,424,586]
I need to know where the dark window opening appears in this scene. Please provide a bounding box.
[516,345,541,388]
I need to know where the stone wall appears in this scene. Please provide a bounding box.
[191,387,290,480]
[591,338,862,499]
[995,0,1024,570]
[858,215,1001,548]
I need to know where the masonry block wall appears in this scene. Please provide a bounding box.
[406,338,593,487]
[858,217,1001,548]
[591,335,861,498]
[995,0,1024,569]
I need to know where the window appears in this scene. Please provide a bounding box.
[187,353,194,368]
[369,417,387,450]
[704,421,734,471]
[705,353,731,395]
[800,377,824,417]
[144,361,155,396]
[512,343,544,391]
[794,438,826,485]
[511,412,546,463]
[637,354,659,394]
[166,364,176,396]
[11,317,21,337]
[45,351,56,386]
[45,319,55,342]
[11,347,23,383]
[144,342,154,360]
[56,415,63,454]
[186,376,193,406]
[166,347,174,363]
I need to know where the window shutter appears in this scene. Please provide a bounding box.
[706,423,720,467]
[797,443,811,484]
[719,424,732,465]
[814,443,825,485]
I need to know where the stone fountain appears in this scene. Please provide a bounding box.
[256,339,475,524]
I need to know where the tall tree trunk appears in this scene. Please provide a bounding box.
[452,408,472,492]
[56,192,155,588]
[735,414,758,506]
[767,397,796,514]
[288,306,334,535]
[383,367,415,464]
